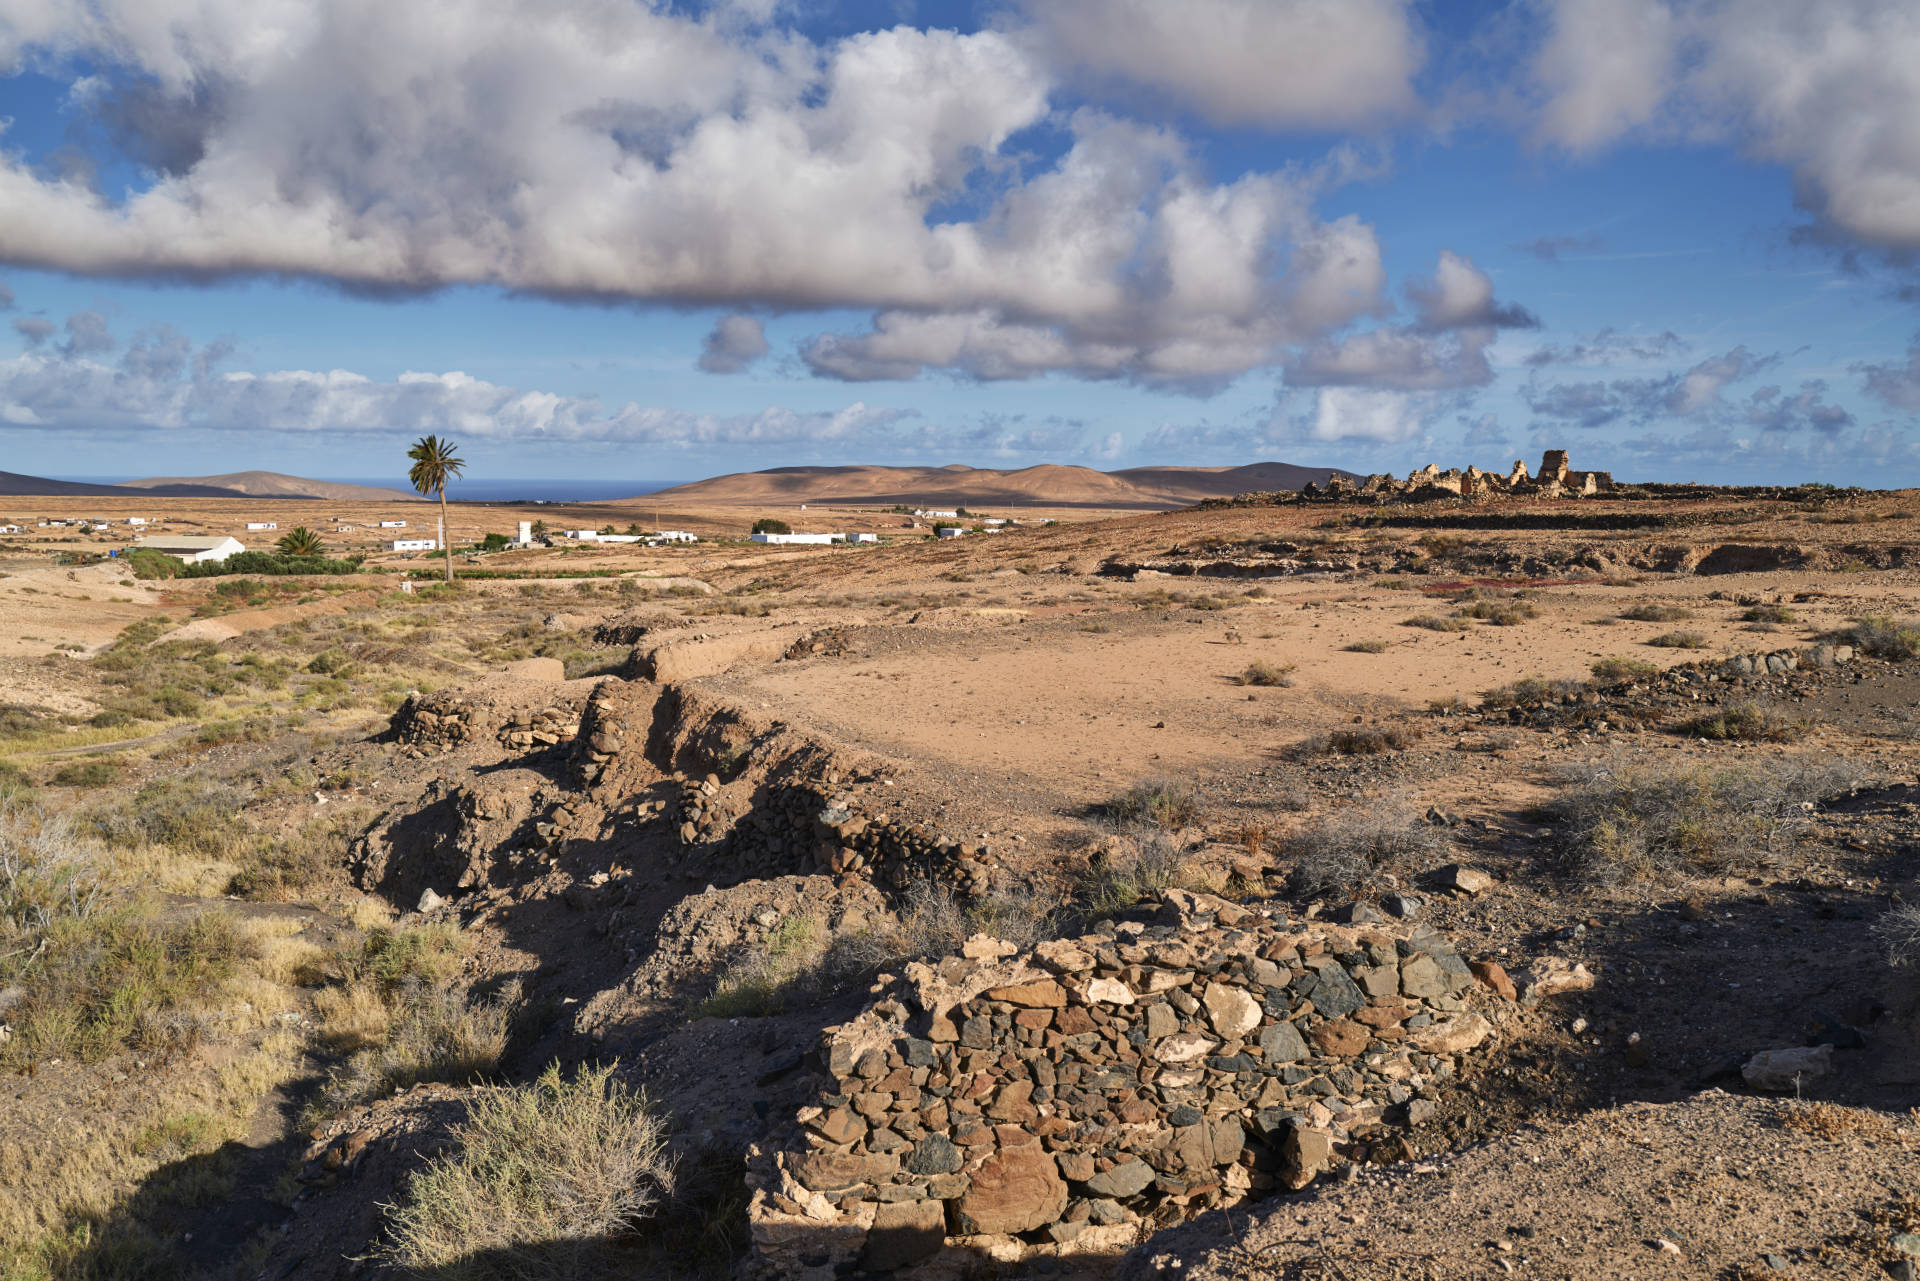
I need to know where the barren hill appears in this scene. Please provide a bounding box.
[0,470,250,498]
[632,460,1355,510]
[121,470,420,501]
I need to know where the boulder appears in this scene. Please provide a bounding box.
[1741,1045,1833,1092]
[1202,981,1261,1039]
[951,1146,1068,1236]
[1410,1012,1493,1054]
[1084,1158,1155,1199]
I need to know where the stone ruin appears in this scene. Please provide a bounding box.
[746,890,1529,1278]
[1210,449,1617,508]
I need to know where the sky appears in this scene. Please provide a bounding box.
[2,0,1920,487]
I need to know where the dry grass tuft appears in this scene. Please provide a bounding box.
[1676,702,1811,742]
[1845,615,1920,660]
[1872,901,1920,967]
[1779,1101,1899,1142]
[380,1062,675,1280]
[1621,603,1693,622]
[1280,806,1452,898]
[1105,776,1201,829]
[1235,660,1295,687]
[1590,656,1660,683]
[1647,629,1709,649]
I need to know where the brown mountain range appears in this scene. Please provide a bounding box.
[629,461,1353,510]
[0,470,418,501]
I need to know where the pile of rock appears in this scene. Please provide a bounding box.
[747,893,1510,1277]
[390,690,477,755]
[570,680,637,787]
[496,705,577,752]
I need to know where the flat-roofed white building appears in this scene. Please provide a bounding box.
[131,535,245,564]
[379,520,407,528]
[246,521,278,531]
[390,538,438,551]
[751,531,837,545]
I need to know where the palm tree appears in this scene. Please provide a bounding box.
[275,526,325,558]
[406,435,465,582]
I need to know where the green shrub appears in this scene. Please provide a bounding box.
[1647,630,1709,649]
[1080,827,1189,918]
[1481,677,1585,708]
[1845,615,1920,660]
[89,778,241,858]
[379,1062,674,1278]
[1543,759,1857,884]
[50,759,118,788]
[124,548,185,580]
[1104,777,1200,829]
[1621,604,1692,622]
[750,518,791,536]
[1675,702,1811,742]
[0,761,31,799]
[1403,614,1471,632]
[178,551,361,578]
[1590,656,1660,683]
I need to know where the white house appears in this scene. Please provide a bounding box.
[936,526,966,538]
[126,517,148,526]
[847,533,879,544]
[245,521,278,531]
[379,520,407,529]
[0,525,19,535]
[132,534,245,564]
[561,529,601,540]
[654,530,698,543]
[751,531,837,545]
[390,538,438,552]
[915,508,959,519]
[593,534,645,544]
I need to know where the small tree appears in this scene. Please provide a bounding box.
[276,526,324,558]
[752,518,791,536]
[480,532,509,551]
[530,520,548,538]
[406,435,466,583]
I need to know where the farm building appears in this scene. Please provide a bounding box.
[654,530,698,543]
[390,538,438,552]
[379,520,407,528]
[847,533,879,544]
[245,521,278,531]
[751,531,837,545]
[131,535,245,564]
[936,526,966,538]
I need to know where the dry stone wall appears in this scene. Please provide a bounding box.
[748,891,1510,1277]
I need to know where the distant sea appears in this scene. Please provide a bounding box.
[58,477,681,503]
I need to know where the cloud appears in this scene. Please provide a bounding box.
[13,316,55,347]
[1525,344,1786,426]
[1741,381,1853,435]
[1009,0,1423,130]
[1857,335,1920,409]
[0,312,1101,458]
[1512,234,1607,262]
[1301,387,1439,443]
[697,314,769,374]
[61,310,115,358]
[1405,251,1540,331]
[1528,1,1920,255]
[1530,0,1677,153]
[0,281,12,309]
[0,3,1395,386]
[1524,327,1688,366]
[1282,251,1535,392]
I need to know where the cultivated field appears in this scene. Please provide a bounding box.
[1,484,1917,1280]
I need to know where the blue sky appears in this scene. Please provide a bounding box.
[2,0,1919,487]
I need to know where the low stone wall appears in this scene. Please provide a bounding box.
[747,892,1511,1277]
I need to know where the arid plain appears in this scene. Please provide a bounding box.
[1,475,1917,1281]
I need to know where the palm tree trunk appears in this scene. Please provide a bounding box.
[439,488,452,582]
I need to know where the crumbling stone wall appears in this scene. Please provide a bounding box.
[748,893,1512,1277]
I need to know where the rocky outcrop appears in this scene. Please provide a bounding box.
[745,893,1510,1278]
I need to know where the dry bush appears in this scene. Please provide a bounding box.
[1301,723,1422,756]
[1280,807,1451,898]
[1105,777,1201,829]
[1647,630,1709,649]
[1779,1101,1899,1141]
[1676,702,1811,742]
[1482,676,1589,706]
[1456,599,1537,626]
[1872,901,1920,967]
[226,807,373,900]
[1741,604,1796,624]
[87,778,243,859]
[1544,759,1859,884]
[1235,660,1295,687]
[380,1062,674,1281]
[1080,826,1191,918]
[693,916,825,1019]
[1590,656,1659,683]
[1622,604,1693,622]
[1403,614,1470,632]
[1344,639,1389,653]
[1846,615,1920,660]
